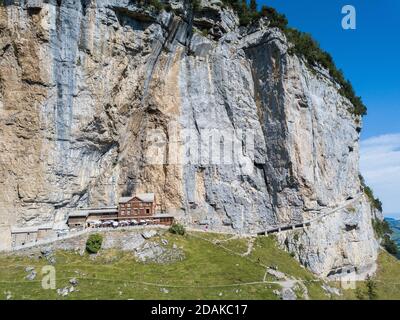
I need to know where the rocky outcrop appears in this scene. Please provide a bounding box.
[0,0,379,277]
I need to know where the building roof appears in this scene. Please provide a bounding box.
[88,208,118,214]
[11,226,39,233]
[119,197,133,203]
[11,223,54,233]
[137,193,155,202]
[68,211,89,218]
[119,193,155,203]
[68,207,118,218]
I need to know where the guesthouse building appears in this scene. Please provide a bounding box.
[118,193,174,225]
[118,193,157,218]
[66,193,174,229]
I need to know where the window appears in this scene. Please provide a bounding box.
[146,209,150,214]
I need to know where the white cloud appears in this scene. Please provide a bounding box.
[360,133,400,219]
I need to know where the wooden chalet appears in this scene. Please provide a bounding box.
[86,207,118,222]
[118,193,174,226]
[67,207,118,228]
[67,211,89,229]
[66,193,174,229]
[118,193,157,218]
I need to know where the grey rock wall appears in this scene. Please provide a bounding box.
[0,0,379,276]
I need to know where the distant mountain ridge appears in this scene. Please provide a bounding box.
[385,217,400,258]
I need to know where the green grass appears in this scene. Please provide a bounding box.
[248,236,328,299]
[216,237,250,255]
[1,232,399,300]
[339,251,400,300]
[0,232,281,300]
[374,251,400,299]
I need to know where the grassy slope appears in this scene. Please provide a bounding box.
[375,251,400,299]
[0,231,399,300]
[340,251,400,300]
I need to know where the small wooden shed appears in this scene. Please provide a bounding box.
[67,211,89,228]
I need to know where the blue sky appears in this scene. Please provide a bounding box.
[257,0,400,217]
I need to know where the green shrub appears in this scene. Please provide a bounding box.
[285,28,367,116]
[360,174,383,211]
[136,0,164,12]
[129,1,368,117]
[355,287,365,300]
[371,218,398,256]
[260,5,288,29]
[86,233,103,254]
[219,2,366,117]
[192,0,202,12]
[169,223,186,236]
[366,275,378,300]
[368,191,398,255]
[249,0,257,12]
[220,0,258,26]
[201,29,209,37]
[364,186,383,211]
[372,219,392,238]
[382,235,398,256]
[192,28,209,37]
[356,277,379,300]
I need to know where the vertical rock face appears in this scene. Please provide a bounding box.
[0,1,379,276]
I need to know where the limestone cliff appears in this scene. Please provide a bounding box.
[0,0,380,277]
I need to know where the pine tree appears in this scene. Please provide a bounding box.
[240,0,247,13]
[366,275,378,300]
[250,0,257,12]
[238,0,251,26]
